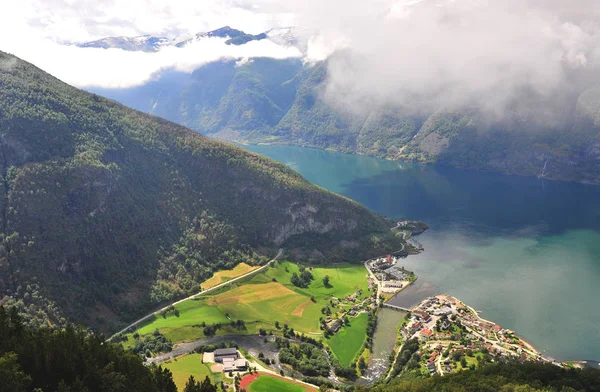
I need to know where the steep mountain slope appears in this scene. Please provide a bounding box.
[94,58,304,139]
[0,51,404,332]
[93,57,600,184]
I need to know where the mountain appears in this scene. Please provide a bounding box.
[176,26,267,47]
[92,54,600,184]
[92,58,305,139]
[0,51,405,332]
[77,35,171,52]
[77,26,297,52]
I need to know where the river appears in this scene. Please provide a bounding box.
[359,308,406,383]
[245,144,600,362]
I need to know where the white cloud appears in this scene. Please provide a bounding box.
[11,0,291,42]
[265,0,600,119]
[0,0,301,88]
[3,0,600,116]
[1,36,301,88]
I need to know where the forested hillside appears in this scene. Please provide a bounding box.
[0,51,403,332]
[363,362,600,392]
[0,306,222,392]
[95,57,600,184]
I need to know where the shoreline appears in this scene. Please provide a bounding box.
[399,289,599,368]
[449,295,545,359]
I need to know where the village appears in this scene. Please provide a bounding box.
[399,294,560,376]
[127,252,578,391]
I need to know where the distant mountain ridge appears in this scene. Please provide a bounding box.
[91,54,600,184]
[77,26,299,52]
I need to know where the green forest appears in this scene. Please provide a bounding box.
[364,361,600,392]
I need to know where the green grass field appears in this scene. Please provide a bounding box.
[162,354,219,391]
[127,261,369,344]
[246,374,311,392]
[327,313,369,367]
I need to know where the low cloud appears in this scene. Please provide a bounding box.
[282,0,600,119]
[1,36,301,88]
[5,0,600,117]
[0,0,299,88]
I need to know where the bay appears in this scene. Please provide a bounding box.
[245,144,600,362]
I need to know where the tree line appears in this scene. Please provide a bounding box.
[0,306,218,392]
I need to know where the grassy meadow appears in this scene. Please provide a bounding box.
[162,353,222,391]
[126,261,370,360]
[327,313,369,367]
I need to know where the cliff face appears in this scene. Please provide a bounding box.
[0,52,401,331]
[270,202,359,245]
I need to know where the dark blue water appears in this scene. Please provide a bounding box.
[245,144,600,361]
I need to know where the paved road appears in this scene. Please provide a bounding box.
[109,249,283,340]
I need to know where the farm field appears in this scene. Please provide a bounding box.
[327,313,369,367]
[201,263,259,290]
[241,373,316,392]
[162,353,221,391]
[128,261,369,344]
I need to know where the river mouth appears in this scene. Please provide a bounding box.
[386,278,439,309]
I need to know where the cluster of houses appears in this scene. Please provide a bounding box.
[366,255,414,294]
[399,294,557,376]
[322,290,377,335]
[368,254,396,272]
[345,289,362,303]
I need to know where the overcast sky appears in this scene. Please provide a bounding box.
[2,0,600,118]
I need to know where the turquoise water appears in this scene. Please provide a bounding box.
[245,144,600,361]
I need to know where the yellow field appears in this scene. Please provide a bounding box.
[208,282,296,306]
[204,281,320,331]
[201,263,259,290]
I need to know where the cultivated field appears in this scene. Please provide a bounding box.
[128,261,370,345]
[201,263,259,290]
[162,353,221,391]
[327,313,369,367]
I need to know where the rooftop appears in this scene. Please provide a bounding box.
[214,348,237,356]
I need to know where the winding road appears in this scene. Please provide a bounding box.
[109,248,283,341]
